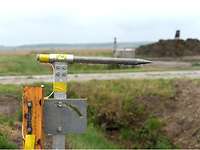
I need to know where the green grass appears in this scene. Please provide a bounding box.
[0,133,17,149]
[1,79,197,148]
[0,54,145,75]
[0,115,15,127]
[0,84,22,97]
[0,55,51,75]
[67,123,119,149]
[1,53,200,75]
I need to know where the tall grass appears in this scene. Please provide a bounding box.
[0,79,189,148]
[67,124,119,149]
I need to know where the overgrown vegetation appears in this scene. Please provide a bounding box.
[0,55,51,75]
[66,79,176,148]
[67,124,119,149]
[2,79,200,148]
[0,133,17,149]
[0,115,18,149]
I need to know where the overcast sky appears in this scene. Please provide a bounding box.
[0,0,199,46]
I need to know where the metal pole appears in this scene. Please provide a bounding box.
[73,56,151,65]
[37,54,152,65]
[52,62,67,149]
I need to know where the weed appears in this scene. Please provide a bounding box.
[0,133,17,149]
[67,123,119,149]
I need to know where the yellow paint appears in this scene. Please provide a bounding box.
[38,54,49,63]
[53,82,67,92]
[24,135,35,149]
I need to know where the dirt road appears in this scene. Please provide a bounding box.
[0,70,200,84]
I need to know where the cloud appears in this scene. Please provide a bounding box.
[0,0,199,45]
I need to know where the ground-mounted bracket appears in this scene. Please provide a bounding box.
[44,99,87,135]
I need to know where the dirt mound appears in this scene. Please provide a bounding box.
[0,95,19,116]
[163,80,200,148]
[140,80,200,148]
[136,38,200,57]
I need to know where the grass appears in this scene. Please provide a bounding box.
[67,79,176,148]
[0,133,17,149]
[1,50,200,75]
[67,123,119,149]
[0,84,22,97]
[0,115,15,127]
[2,79,199,148]
[0,53,145,75]
[0,115,18,149]
[0,55,51,75]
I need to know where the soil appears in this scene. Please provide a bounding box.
[139,80,200,148]
[136,38,200,57]
[0,95,19,116]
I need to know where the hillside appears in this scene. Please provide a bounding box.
[136,39,200,57]
[0,42,150,51]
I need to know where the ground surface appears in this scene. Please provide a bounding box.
[0,70,200,84]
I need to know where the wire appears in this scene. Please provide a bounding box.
[44,63,55,99]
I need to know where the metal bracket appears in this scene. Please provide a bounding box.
[44,99,87,135]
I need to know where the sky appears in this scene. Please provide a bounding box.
[0,0,200,46]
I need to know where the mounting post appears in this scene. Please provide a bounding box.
[52,62,68,149]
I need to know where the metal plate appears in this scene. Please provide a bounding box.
[44,99,87,135]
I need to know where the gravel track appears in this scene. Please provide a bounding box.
[0,70,200,84]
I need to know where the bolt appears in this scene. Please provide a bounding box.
[27,102,32,107]
[57,101,62,107]
[62,66,66,70]
[27,127,32,133]
[56,72,60,76]
[62,73,66,77]
[57,126,62,132]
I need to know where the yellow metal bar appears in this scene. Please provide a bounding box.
[37,54,69,63]
[37,54,49,63]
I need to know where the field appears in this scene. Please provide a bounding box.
[0,49,200,149]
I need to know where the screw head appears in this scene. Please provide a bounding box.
[27,102,32,107]
[27,127,32,133]
[56,72,60,76]
[57,126,62,132]
[57,101,62,107]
